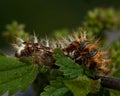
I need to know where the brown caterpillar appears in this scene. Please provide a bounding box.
[14,32,111,75]
[62,32,111,75]
[13,35,56,68]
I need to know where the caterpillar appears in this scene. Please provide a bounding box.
[13,35,56,68]
[62,32,111,75]
[13,32,111,75]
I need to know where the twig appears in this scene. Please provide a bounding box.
[99,76,120,91]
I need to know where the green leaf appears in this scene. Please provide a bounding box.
[98,87,110,96]
[85,69,98,79]
[110,89,120,96]
[64,76,91,96]
[54,48,83,78]
[0,56,30,71]
[0,56,38,95]
[40,77,69,96]
[110,40,120,78]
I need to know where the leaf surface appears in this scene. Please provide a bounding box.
[0,56,38,95]
[65,76,91,96]
[54,48,83,78]
[40,77,69,96]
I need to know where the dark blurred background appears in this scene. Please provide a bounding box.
[0,0,120,35]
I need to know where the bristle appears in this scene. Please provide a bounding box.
[17,43,26,55]
[73,32,79,40]
[12,44,20,50]
[83,31,87,38]
[34,32,38,43]
[45,35,50,47]
[45,39,49,47]
[57,40,65,48]
[80,31,86,38]
[61,37,71,45]
[68,35,75,42]
[17,37,24,43]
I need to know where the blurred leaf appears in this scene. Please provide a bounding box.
[82,8,120,40]
[0,50,5,56]
[0,56,38,95]
[64,76,91,96]
[89,79,101,94]
[33,69,62,95]
[85,69,98,80]
[54,48,83,78]
[107,39,120,95]
[110,40,120,78]
[40,77,69,96]
[98,87,110,96]
[110,89,120,96]
[2,21,30,46]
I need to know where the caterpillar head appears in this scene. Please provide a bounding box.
[13,35,39,58]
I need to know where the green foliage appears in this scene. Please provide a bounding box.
[97,87,110,96]
[110,39,120,78]
[2,21,30,45]
[54,48,83,78]
[82,8,120,39]
[65,76,91,96]
[40,77,69,96]
[53,48,102,95]
[39,48,104,96]
[106,39,120,95]
[110,89,120,96]
[0,56,38,95]
[86,8,119,29]
[32,68,63,95]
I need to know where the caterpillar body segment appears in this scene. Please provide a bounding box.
[62,32,110,74]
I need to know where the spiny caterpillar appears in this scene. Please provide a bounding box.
[13,35,56,68]
[13,32,111,75]
[62,32,111,75]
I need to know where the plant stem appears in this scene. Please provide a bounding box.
[99,76,120,91]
